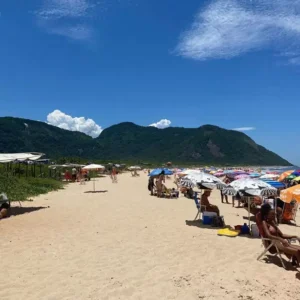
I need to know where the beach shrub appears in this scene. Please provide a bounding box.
[0,173,64,201]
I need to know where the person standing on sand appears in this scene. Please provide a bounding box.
[221,176,230,204]
[71,167,76,182]
[156,170,165,197]
[111,167,118,183]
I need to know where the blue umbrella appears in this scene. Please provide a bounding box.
[250,173,261,178]
[291,171,300,177]
[261,179,285,189]
[149,168,173,177]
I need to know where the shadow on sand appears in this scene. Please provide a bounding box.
[262,256,298,272]
[185,219,221,230]
[9,206,49,217]
[84,190,108,194]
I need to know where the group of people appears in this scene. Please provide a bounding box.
[64,168,90,182]
[148,171,179,198]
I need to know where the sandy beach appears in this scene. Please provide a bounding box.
[1,172,300,300]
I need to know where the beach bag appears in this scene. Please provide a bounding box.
[211,216,225,228]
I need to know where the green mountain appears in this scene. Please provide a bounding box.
[0,117,291,166]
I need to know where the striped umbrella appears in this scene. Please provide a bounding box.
[179,172,224,190]
[222,178,277,197]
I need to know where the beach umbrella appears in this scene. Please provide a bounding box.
[249,173,261,178]
[178,169,202,176]
[260,179,286,189]
[82,164,105,192]
[128,166,141,170]
[214,171,224,177]
[293,176,300,182]
[222,178,276,227]
[222,178,277,197]
[291,171,300,177]
[260,174,279,180]
[234,174,250,180]
[149,168,173,177]
[286,174,297,180]
[179,172,224,190]
[278,170,294,181]
[280,185,300,203]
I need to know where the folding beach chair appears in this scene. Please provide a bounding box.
[256,212,287,269]
[193,192,206,220]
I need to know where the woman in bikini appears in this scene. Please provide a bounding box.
[260,204,300,265]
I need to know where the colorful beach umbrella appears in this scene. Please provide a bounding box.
[250,173,261,178]
[260,180,285,189]
[293,176,300,182]
[280,185,300,203]
[278,170,294,181]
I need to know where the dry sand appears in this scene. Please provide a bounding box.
[1,172,300,300]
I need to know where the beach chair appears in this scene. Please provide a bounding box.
[256,212,287,269]
[193,192,206,220]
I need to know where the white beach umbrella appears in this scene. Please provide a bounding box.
[222,178,276,197]
[82,164,105,192]
[82,164,105,170]
[128,166,141,171]
[179,172,224,190]
[259,174,279,180]
[221,178,277,227]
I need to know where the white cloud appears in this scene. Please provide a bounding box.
[176,0,300,64]
[35,0,97,40]
[149,119,171,129]
[47,109,103,138]
[232,127,256,132]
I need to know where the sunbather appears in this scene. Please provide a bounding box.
[201,190,220,216]
[259,204,300,265]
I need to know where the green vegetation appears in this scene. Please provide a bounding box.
[0,117,291,166]
[0,173,64,202]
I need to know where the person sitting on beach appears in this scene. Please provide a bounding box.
[259,204,300,266]
[201,190,220,216]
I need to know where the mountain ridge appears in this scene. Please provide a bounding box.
[0,117,292,166]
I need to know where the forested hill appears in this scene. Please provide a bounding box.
[0,117,291,166]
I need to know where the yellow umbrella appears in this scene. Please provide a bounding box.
[278,170,294,182]
[293,176,300,182]
[280,185,300,203]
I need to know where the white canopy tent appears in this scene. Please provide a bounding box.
[0,152,44,163]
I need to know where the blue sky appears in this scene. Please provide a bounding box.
[0,0,299,165]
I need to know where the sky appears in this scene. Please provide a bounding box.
[0,0,299,165]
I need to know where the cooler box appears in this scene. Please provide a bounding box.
[202,211,218,225]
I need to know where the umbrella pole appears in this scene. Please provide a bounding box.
[93,178,95,192]
[248,197,251,228]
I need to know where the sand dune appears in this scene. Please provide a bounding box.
[1,172,300,300]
